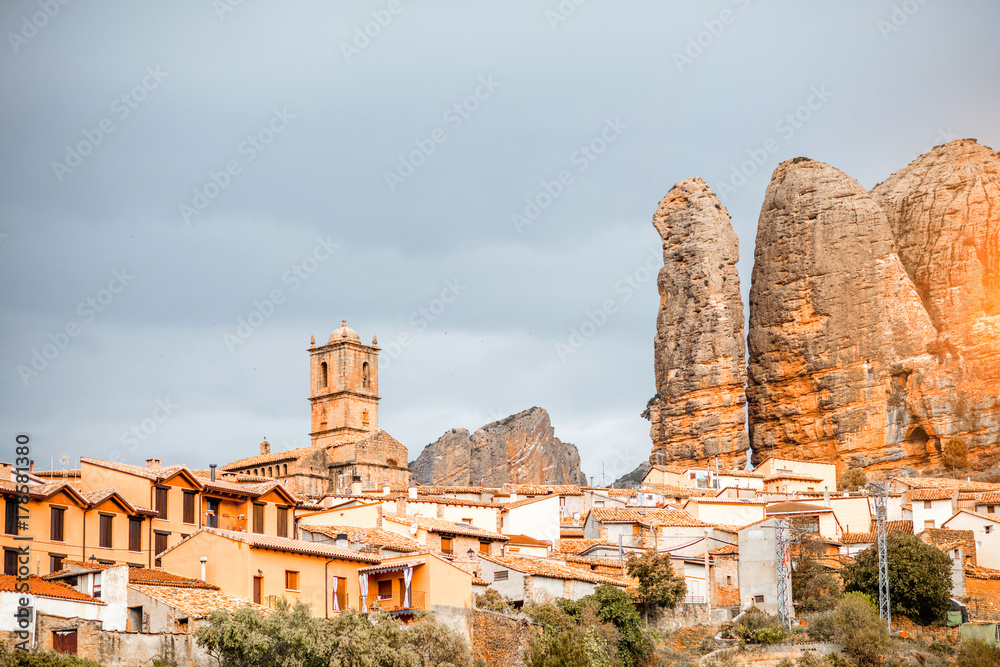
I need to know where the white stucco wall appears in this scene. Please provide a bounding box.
[0,591,109,637]
[943,513,1000,569]
[502,496,560,544]
[910,498,955,531]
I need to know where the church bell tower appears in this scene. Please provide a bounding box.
[308,321,380,447]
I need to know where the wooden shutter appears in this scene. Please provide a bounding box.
[129,518,142,552]
[4,549,17,576]
[253,504,264,534]
[183,492,195,524]
[277,508,288,538]
[5,499,18,535]
[155,487,168,520]
[53,630,77,654]
[51,507,64,542]
[99,515,113,548]
[154,531,169,556]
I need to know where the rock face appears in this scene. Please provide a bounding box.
[746,158,939,471]
[410,407,588,486]
[745,141,1000,474]
[647,177,749,468]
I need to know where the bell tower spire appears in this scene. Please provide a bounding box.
[308,321,380,447]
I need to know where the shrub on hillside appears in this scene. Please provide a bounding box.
[833,593,890,667]
[732,607,789,645]
[0,645,104,667]
[803,610,837,642]
[957,638,1000,667]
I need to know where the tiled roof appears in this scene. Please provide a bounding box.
[502,495,555,510]
[605,488,638,497]
[504,534,551,547]
[639,484,718,498]
[221,446,315,470]
[383,514,507,541]
[472,576,489,586]
[561,554,626,568]
[190,470,274,484]
[481,554,628,586]
[130,568,219,589]
[416,485,498,495]
[195,476,298,503]
[891,477,1000,492]
[910,489,958,501]
[81,457,194,483]
[766,501,832,514]
[840,521,914,544]
[560,526,585,536]
[0,575,102,602]
[130,583,259,618]
[965,566,1000,580]
[358,558,427,575]
[502,484,583,497]
[976,493,1000,504]
[764,473,824,483]
[410,496,497,509]
[32,469,81,478]
[649,464,688,474]
[683,497,768,506]
[717,469,765,479]
[589,507,708,527]
[709,524,745,534]
[710,544,738,556]
[945,509,1000,525]
[299,523,422,553]
[0,480,88,504]
[556,539,623,554]
[160,528,380,563]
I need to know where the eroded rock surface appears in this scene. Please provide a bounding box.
[647,177,749,468]
[410,407,588,486]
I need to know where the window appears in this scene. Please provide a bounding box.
[924,520,935,530]
[320,361,328,388]
[726,576,733,586]
[989,506,995,514]
[154,531,169,556]
[253,504,265,534]
[377,579,392,598]
[155,487,168,520]
[480,541,490,554]
[183,491,195,524]
[494,570,508,582]
[3,548,17,576]
[507,547,520,553]
[127,606,143,633]
[754,594,764,604]
[986,525,993,535]
[283,464,288,476]
[285,570,299,591]
[277,507,289,538]
[362,362,370,388]
[50,554,65,574]
[923,500,933,510]
[461,517,473,525]
[51,507,65,542]
[5,499,18,535]
[129,518,142,552]
[99,514,113,548]
[205,498,220,528]
[440,537,453,555]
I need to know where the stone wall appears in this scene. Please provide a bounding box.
[967,574,1000,620]
[472,609,531,667]
[648,603,711,631]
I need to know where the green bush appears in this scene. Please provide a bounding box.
[526,626,594,667]
[833,593,890,667]
[796,654,825,667]
[837,469,867,492]
[957,638,1000,667]
[733,607,790,645]
[0,644,104,667]
[476,588,514,613]
[803,610,837,642]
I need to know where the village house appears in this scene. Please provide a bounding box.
[765,500,841,540]
[754,457,837,490]
[477,553,626,605]
[681,497,767,526]
[838,521,913,557]
[502,534,551,558]
[942,510,1000,569]
[500,495,560,545]
[381,514,508,558]
[0,574,112,653]
[157,527,378,617]
[298,523,422,558]
[903,488,960,531]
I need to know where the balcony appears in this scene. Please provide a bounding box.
[365,589,426,614]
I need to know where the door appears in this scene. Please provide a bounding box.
[53,630,77,654]
[253,576,262,605]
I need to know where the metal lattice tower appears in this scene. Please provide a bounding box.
[872,482,892,631]
[775,519,791,628]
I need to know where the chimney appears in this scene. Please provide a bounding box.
[510,491,517,502]
[335,533,349,548]
[351,476,363,496]
[824,486,831,508]
[408,486,417,500]
[210,464,217,481]
[322,496,334,508]
[145,458,161,469]
[29,461,33,472]
[199,556,207,581]
[383,484,391,496]
[260,440,270,455]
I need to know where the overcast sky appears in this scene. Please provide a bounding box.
[2,1,998,485]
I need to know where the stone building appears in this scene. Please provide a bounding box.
[222,322,411,497]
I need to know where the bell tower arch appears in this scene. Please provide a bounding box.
[308,321,380,447]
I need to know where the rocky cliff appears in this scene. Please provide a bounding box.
[409,407,588,486]
[647,177,750,468]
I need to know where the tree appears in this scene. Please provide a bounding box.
[957,638,1000,667]
[591,585,655,667]
[195,599,474,667]
[942,436,969,469]
[841,532,953,625]
[833,593,890,667]
[792,536,841,612]
[625,551,686,621]
[837,469,867,492]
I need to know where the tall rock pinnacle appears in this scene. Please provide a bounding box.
[647,177,749,468]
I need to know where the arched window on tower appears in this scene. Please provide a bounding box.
[362,362,370,389]
[283,464,288,476]
[320,361,328,389]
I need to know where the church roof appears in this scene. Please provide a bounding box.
[329,320,361,343]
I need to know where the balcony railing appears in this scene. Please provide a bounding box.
[682,595,705,604]
[366,589,426,613]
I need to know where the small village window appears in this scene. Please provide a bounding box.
[924,520,935,530]
[5,499,18,536]
[988,506,995,514]
[253,504,265,534]
[99,514,113,548]
[183,491,196,524]
[50,554,65,574]
[923,500,933,509]
[268,466,273,477]
[277,507,289,538]
[51,507,65,542]
[362,362,370,388]
[285,570,299,591]
[986,526,993,535]
[154,531,170,557]
[283,464,288,476]
[129,518,142,552]
[320,361,328,388]
[377,579,392,599]
[3,548,18,576]
[754,595,764,604]
[440,537,453,555]
[494,570,508,582]
[480,541,490,554]
[155,486,169,520]
[726,576,733,586]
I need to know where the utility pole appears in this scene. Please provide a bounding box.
[775,519,791,628]
[871,481,891,631]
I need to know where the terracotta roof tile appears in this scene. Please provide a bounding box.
[80,457,194,484]
[383,514,507,541]
[0,575,102,602]
[766,501,833,514]
[764,473,824,483]
[299,523,422,553]
[502,495,555,510]
[910,489,958,501]
[481,554,628,586]
[891,477,1000,492]
[129,583,260,618]
[221,446,316,470]
[977,493,1000,504]
[129,568,219,589]
[710,544,738,555]
[946,509,1000,525]
[965,566,1000,580]
[410,496,498,509]
[589,507,708,527]
[504,534,551,547]
[555,539,622,554]
[502,484,583,496]
[840,521,913,544]
[160,528,380,562]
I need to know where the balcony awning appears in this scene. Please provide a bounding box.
[358,559,425,575]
